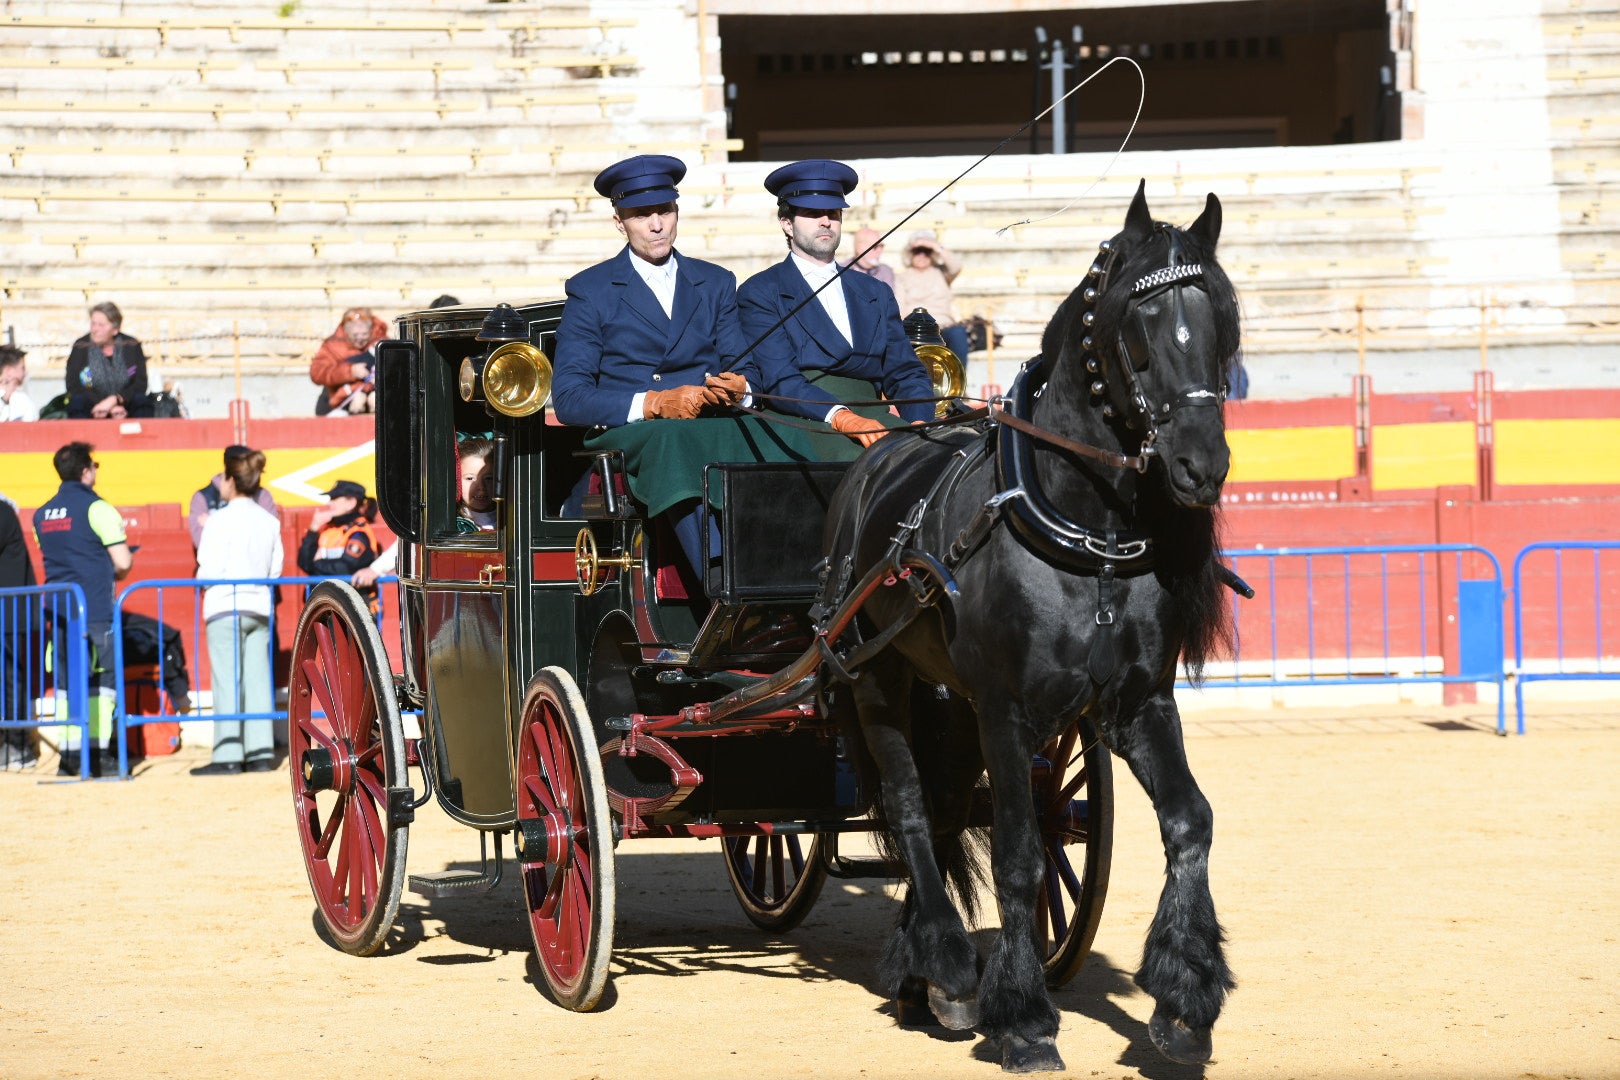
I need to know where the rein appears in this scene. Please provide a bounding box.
[737,390,1150,471]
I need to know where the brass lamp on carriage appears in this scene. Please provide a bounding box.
[458,302,553,417]
[903,307,965,417]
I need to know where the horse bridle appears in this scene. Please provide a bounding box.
[1076,226,1228,459]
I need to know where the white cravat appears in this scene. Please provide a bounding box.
[791,250,853,348]
[630,249,679,318]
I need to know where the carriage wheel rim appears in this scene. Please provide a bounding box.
[518,692,594,994]
[288,595,397,946]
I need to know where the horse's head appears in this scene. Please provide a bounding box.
[1079,181,1241,508]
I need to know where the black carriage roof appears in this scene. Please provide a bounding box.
[395,297,566,341]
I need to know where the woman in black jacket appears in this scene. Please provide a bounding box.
[66,301,152,419]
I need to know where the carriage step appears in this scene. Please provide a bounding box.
[408,869,498,896]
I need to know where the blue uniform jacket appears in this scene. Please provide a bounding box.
[738,256,935,424]
[551,246,757,429]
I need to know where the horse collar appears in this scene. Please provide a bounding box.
[986,360,1154,574]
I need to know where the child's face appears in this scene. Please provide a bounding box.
[460,453,493,512]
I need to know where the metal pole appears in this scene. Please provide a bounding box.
[1051,35,1067,155]
[1355,294,1367,374]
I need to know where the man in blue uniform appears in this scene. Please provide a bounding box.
[739,159,934,460]
[33,442,134,775]
[552,154,811,583]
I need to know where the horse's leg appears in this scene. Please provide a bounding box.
[1107,691,1234,1065]
[976,703,1066,1073]
[853,653,980,1027]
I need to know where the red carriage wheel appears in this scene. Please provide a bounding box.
[1037,717,1114,986]
[514,667,615,1011]
[723,832,828,932]
[288,581,409,957]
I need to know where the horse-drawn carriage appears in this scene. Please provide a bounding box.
[289,184,1240,1071]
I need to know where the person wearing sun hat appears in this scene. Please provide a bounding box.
[551,153,814,586]
[737,158,933,462]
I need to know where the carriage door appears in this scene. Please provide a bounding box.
[421,415,516,828]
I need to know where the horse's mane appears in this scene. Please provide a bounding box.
[1041,215,1241,683]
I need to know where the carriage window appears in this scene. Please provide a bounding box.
[426,354,503,542]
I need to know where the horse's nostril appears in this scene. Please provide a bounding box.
[1177,457,1205,486]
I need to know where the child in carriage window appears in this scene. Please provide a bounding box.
[455,436,497,532]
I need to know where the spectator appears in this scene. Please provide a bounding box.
[893,231,971,362]
[1,493,38,770]
[429,294,462,309]
[843,226,896,290]
[298,480,380,579]
[456,437,498,531]
[65,302,153,419]
[188,445,279,550]
[309,307,388,416]
[32,443,134,776]
[0,346,39,422]
[192,449,281,775]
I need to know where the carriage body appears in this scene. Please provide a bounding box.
[373,299,865,833]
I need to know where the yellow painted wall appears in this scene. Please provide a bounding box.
[3,417,1617,512]
[0,446,374,510]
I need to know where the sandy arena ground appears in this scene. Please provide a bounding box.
[2,701,1616,1080]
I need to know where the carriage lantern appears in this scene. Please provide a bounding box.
[903,306,965,416]
[458,302,553,417]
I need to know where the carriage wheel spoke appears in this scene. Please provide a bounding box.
[313,796,346,860]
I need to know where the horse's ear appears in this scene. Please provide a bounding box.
[1124,179,1153,239]
[1188,192,1222,251]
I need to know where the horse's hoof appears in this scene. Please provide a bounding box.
[1000,1035,1065,1073]
[927,984,980,1031]
[1149,1006,1213,1065]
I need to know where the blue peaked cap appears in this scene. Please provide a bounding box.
[593,154,686,209]
[765,159,858,211]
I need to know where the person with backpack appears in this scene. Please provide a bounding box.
[188,445,279,550]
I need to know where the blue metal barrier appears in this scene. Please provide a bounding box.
[1180,544,1509,734]
[110,576,398,779]
[0,583,93,778]
[1512,541,1620,732]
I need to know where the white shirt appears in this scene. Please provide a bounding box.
[626,251,679,423]
[0,387,38,422]
[631,250,679,319]
[791,250,854,348]
[196,499,284,621]
[791,251,858,423]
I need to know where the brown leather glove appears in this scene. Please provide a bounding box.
[643,384,709,420]
[704,371,748,406]
[830,408,891,448]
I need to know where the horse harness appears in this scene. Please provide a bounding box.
[816,229,1247,686]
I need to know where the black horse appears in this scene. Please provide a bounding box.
[820,181,1241,1072]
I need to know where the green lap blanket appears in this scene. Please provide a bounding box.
[787,370,909,463]
[584,415,817,518]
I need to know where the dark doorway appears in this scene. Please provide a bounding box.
[719,1,1405,161]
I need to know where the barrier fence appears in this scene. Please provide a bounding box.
[0,583,92,776]
[1179,543,1510,733]
[107,575,400,780]
[6,542,1616,780]
[1513,541,1620,733]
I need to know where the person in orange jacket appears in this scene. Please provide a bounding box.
[297,480,380,581]
[308,308,389,415]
